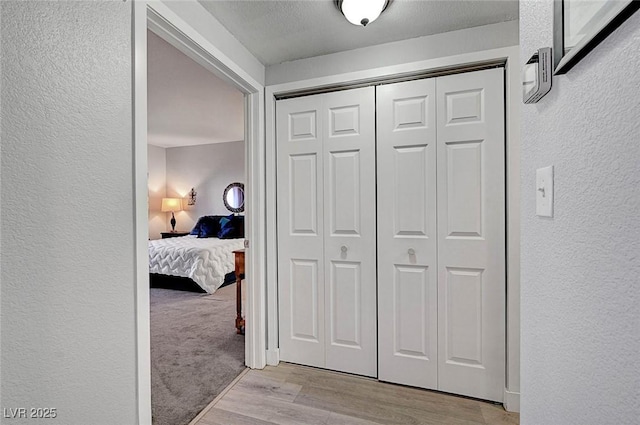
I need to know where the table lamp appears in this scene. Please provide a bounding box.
[161,198,183,232]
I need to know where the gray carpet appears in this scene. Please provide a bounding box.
[151,283,246,425]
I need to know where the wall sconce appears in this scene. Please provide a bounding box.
[335,0,391,27]
[187,187,197,206]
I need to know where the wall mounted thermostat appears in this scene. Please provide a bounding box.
[523,47,552,104]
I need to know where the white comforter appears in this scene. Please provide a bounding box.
[149,235,244,293]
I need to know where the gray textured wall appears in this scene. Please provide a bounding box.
[1,2,137,423]
[520,2,640,424]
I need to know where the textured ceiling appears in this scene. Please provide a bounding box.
[147,31,244,148]
[198,0,519,66]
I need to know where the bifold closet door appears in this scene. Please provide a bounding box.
[377,68,506,402]
[276,94,325,368]
[376,78,439,389]
[436,68,505,402]
[276,87,377,377]
[323,88,377,377]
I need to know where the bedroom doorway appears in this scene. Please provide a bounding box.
[133,3,267,425]
[146,27,247,425]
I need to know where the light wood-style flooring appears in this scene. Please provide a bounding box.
[193,362,519,425]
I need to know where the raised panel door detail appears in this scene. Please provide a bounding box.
[279,87,375,374]
[289,111,317,141]
[329,261,361,348]
[289,153,318,235]
[394,145,429,237]
[324,87,376,378]
[329,105,360,137]
[445,89,483,125]
[277,95,325,368]
[394,265,431,358]
[330,150,360,236]
[444,268,484,367]
[446,141,483,238]
[393,96,428,130]
[436,68,505,402]
[378,78,437,389]
[290,259,320,342]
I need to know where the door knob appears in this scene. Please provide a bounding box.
[408,248,415,256]
[341,245,348,253]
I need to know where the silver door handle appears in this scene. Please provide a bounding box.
[341,245,348,253]
[408,248,415,256]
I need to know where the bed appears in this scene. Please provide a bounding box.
[149,214,244,294]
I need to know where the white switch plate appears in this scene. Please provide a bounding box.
[536,166,554,217]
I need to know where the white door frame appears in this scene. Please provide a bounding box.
[133,2,267,424]
[265,46,520,411]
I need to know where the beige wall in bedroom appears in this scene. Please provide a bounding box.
[147,141,245,237]
[165,141,245,233]
[148,144,167,240]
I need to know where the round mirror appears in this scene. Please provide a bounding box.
[223,182,245,213]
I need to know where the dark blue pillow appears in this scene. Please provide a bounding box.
[190,216,207,235]
[191,216,220,235]
[217,224,236,239]
[217,215,245,239]
[197,216,221,238]
[219,216,232,228]
[217,215,236,239]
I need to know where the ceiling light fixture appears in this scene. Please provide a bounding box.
[335,0,391,27]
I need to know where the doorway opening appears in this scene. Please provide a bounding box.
[133,3,266,424]
[146,28,247,425]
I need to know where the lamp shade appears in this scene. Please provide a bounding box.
[161,198,182,212]
[339,0,389,27]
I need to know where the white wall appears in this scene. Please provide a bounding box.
[266,20,518,85]
[520,3,640,425]
[147,29,245,148]
[148,144,167,240]
[166,141,245,232]
[1,2,137,424]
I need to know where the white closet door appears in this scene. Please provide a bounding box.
[436,68,505,402]
[323,87,377,377]
[276,94,325,368]
[277,88,377,376]
[376,79,438,388]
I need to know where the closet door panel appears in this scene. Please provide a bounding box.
[289,259,320,341]
[436,68,505,402]
[289,153,319,234]
[324,87,377,377]
[277,95,325,368]
[329,150,361,235]
[377,79,438,388]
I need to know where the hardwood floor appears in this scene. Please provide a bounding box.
[193,363,519,425]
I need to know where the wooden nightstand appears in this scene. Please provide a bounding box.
[233,249,245,335]
[161,231,189,239]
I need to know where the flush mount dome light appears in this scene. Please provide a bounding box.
[336,0,391,27]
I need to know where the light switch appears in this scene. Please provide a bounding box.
[536,166,554,217]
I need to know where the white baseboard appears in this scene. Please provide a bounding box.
[504,389,520,412]
[266,348,280,366]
